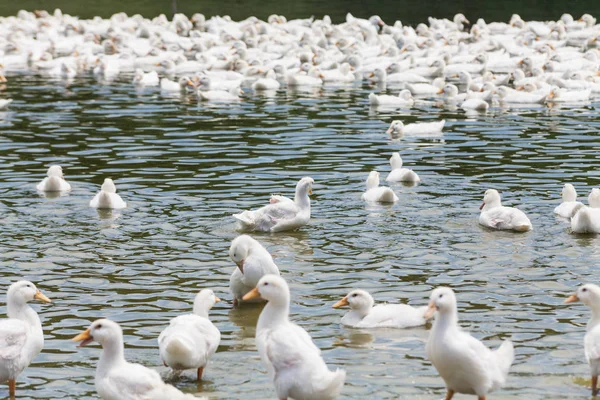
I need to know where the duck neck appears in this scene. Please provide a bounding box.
[257,298,290,331]
[588,303,600,331]
[433,308,459,333]
[193,302,211,319]
[8,300,41,330]
[294,187,310,210]
[98,337,126,377]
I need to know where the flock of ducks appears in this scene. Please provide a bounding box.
[0,7,599,400]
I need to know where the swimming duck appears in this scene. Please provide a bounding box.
[479,189,532,231]
[36,165,72,191]
[233,177,314,232]
[89,178,127,209]
[554,183,583,218]
[570,189,600,234]
[386,120,445,136]
[362,171,398,203]
[332,289,430,328]
[229,235,280,305]
[385,153,420,183]
[368,90,414,107]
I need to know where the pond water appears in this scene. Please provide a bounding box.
[0,71,600,400]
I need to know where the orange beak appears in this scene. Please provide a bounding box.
[242,287,261,301]
[72,328,93,347]
[423,301,437,319]
[565,294,579,303]
[34,290,51,303]
[332,297,349,308]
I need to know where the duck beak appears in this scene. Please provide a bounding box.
[72,328,94,347]
[436,88,444,94]
[386,128,393,134]
[423,301,437,319]
[368,72,374,78]
[332,297,349,308]
[235,259,244,272]
[479,201,485,210]
[186,79,195,87]
[242,287,261,301]
[34,290,51,303]
[214,297,221,303]
[0,75,7,83]
[309,188,313,195]
[565,294,579,303]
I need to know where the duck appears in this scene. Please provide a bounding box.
[0,99,12,110]
[36,165,72,191]
[554,183,583,218]
[546,86,591,103]
[368,90,414,107]
[89,178,127,209]
[385,153,420,183]
[73,319,200,400]
[233,177,314,232]
[198,87,243,102]
[425,287,514,400]
[158,289,221,380]
[0,281,51,397]
[406,78,445,96]
[479,189,532,232]
[362,171,398,203]
[495,86,546,104]
[565,284,600,397]
[332,289,431,328]
[252,69,281,91]
[461,97,490,111]
[386,120,445,136]
[229,235,280,305]
[439,83,467,102]
[243,275,346,400]
[160,77,188,92]
[133,68,159,86]
[287,67,324,87]
[570,189,600,234]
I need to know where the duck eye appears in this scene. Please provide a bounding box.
[352,293,357,297]
[264,282,269,286]
[583,288,588,292]
[439,294,444,298]
[97,324,102,329]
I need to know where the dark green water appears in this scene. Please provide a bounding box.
[0,0,598,25]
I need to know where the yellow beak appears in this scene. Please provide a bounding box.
[309,188,313,195]
[214,297,221,303]
[565,294,579,303]
[423,301,437,319]
[332,297,349,308]
[72,327,92,347]
[242,287,261,301]
[34,290,51,303]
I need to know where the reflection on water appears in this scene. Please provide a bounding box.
[0,71,599,399]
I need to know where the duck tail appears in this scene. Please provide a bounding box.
[233,210,256,228]
[368,92,379,105]
[494,340,514,379]
[379,188,398,203]
[164,336,194,360]
[320,368,346,398]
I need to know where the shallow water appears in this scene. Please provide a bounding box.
[0,73,600,399]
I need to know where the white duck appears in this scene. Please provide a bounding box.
[287,67,324,87]
[133,69,159,86]
[158,289,221,380]
[252,69,281,91]
[406,78,445,96]
[73,319,200,400]
[160,77,188,92]
[546,87,591,103]
[570,189,600,234]
[461,98,490,111]
[496,86,546,104]
[332,289,431,328]
[479,189,532,232]
[386,120,445,136]
[368,90,414,107]
[425,287,514,400]
[243,275,346,400]
[554,183,583,218]
[229,235,280,305]
[36,165,72,191]
[385,153,420,183]
[565,284,600,397]
[198,87,243,102]
[362,171,398,203]
[89,178,127,209]
[0,281,51,397]
[233,177,314,232]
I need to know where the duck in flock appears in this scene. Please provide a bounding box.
[554,183,583,218]
[368,90,414,107]
[73,319,201,400]
[229,235,280,305]
[89,178,127,209]
[385,152,421,183]
[0,99,12,110]
[243,275,346,400]
[425,287,514,400]
[386,119,445,137]
[479,189,532,232]
[233,177,314,232]
[332,289,431,328]
[570,188,600,234]
[36,165,72,191]
[158,289,221,380]
[133,68,159,86]
[0,281,51,397]
[362,171,398,203]
[565,284,600,397]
